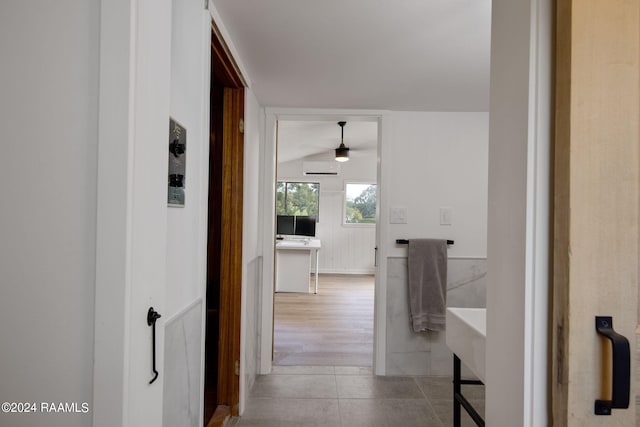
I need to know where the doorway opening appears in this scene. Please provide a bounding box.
[272,118,379,367]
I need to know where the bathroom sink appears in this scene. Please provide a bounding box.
[446,307,486,382]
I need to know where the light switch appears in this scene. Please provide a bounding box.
[168,117,187,207]
[440,207,452,225]
[390,207,408,224]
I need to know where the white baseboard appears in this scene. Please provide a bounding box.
[317,269,375,275]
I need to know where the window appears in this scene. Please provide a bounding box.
[276,181,319,219]
[345,183,376,224]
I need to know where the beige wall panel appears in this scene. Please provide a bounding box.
[554,0,639,425]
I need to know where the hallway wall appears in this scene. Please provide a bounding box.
[163,0,211,425]
[165,0,210,318]
[240,89,264,414]
[0,2,100,427]
[161,1,266,420]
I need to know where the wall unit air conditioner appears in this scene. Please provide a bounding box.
[302,161,340,176]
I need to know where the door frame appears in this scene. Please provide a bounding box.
[259,109,392,375]
[207,20,246,420]
[485,0,553,425]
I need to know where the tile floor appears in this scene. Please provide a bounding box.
[228,366,484,427]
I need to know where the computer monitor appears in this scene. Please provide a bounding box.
[276,215,295,236]
[294,216,316,237]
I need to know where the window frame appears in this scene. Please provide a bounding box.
[276,180,320,222]
[343,181,377,227]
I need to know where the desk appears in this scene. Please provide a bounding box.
[275,239,321,293]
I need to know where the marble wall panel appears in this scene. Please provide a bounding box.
[386,257,487,376]
[244,256,262,395]
[163,300,203,427]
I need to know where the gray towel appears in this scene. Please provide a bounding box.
[408,239,448,332]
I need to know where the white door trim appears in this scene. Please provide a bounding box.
[94,1,137,424]
[94,1,171,425]
[485,0,552,425]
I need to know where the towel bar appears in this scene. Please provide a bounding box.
[396,239,454,245]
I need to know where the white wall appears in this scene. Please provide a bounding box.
[165,0,210,316]
[163,1,211,426]
[0,2,99,427]
[240,89,264,414]
[486,0,551,425]
[277,153,377,274]
[386,112,489,258]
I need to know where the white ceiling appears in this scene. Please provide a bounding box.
[211,1,491,161]
[211,0,492,112]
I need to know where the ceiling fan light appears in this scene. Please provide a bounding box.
[335,121,350,162]
[335,143,349,162]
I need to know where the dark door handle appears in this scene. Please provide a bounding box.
[147,307,162,385]
[594,316,630,415]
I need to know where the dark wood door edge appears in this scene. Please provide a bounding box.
[206,405,230,427]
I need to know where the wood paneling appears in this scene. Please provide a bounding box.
[316,192,376,274]
[553,1,639,425]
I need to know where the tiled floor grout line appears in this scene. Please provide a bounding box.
[413,376,446,427]
[335,372,344,427]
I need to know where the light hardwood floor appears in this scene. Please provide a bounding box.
[273,274,374,366]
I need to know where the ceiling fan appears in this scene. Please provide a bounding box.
[275,120,377,163]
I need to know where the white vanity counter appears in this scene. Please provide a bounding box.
[446,307,486,382]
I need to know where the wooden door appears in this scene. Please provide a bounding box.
[204,22,246,426]
[216,86,244,415]
[552,0,639,425]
